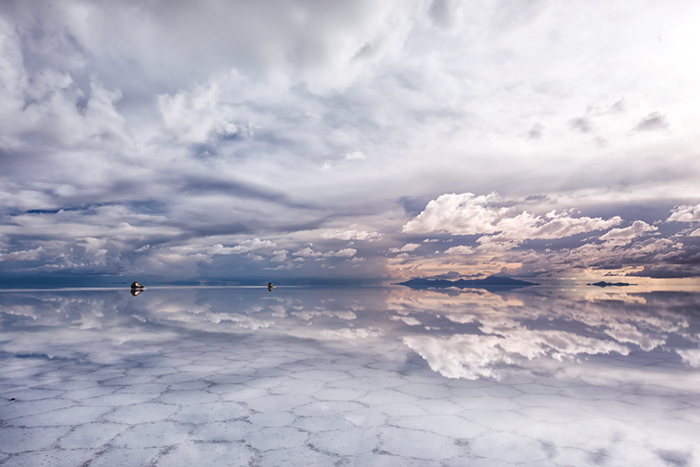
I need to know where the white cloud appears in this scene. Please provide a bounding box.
[324,248,357,258]
[403,327,629,380]
[0,247,44,262]
[444,245,474,255]
[345,151,367,160]
[403,193,505,235]
[388,243,420,253]
[322,310,357,320]
[404,193,621,252]
[270,249,288,262]
[602,323,664,351]
[207,239,276,255]
[292,247,322,257]
[322,228,382,241]
[390,315,421,326]
[668,203,700,223]
[677,349,700,368]
[599,220,657,246]
[158,79,253,145]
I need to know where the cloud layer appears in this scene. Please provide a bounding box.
[0,1,700,284]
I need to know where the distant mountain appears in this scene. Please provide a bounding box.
[396,275,538,291]
[590,281,634,287]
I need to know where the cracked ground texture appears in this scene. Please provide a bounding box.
[1,286,699,466]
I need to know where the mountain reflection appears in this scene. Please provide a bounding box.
[0,286,698,380]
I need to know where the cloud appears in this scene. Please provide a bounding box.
[402,193,506,235]
[388,243,420,253]
[322,228,382,241]
[292,247,323,257]
[528,123,543,140]
[677,349,700,368]
[444,245,474,255]
[345,151,367,160]
[157,79,254,145]
[207,238,276,255]
[668,203,700,223]
[634,112,668,131]
[569,117,592,133]
[599,220,657,246]
[2,1,700,283]
[403,193,621,252]
[270,250,288,262]
[324,248,357,258]
[0,247,43,262]
[403,329,628,380]
[480,210,621,244]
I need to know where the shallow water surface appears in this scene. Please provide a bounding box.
[1,286,699,466]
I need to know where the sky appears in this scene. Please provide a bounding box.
[1,0,700,286]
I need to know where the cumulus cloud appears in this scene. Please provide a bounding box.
[324,248,357,258]
[388,243,420,253]
[322,228,382,241]
[599,220,657,246]
[403,193,506,235]
[158,79,254,145]
[292,247,323,257]
[0,247,43,262]
[668,203,700,223]
[404,193,621,252]
[480,210,620,244]
[444,245,474,255]
[270,250,289,262]
[207,238,276,255]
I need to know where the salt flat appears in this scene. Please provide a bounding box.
[0,286,699,466]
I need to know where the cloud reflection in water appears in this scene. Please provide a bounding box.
[1,286,699,465]
[0,286,698,381]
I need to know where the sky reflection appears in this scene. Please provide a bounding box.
[1,286,698,381]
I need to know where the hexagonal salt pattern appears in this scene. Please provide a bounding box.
[0,286,699,466]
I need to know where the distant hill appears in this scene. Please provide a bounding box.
[590,281,634,287]
[396,275,538,291]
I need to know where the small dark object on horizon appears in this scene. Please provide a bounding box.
[267,282,274,292]
[131,281,145,296]
[590,281,634,287]
[396,275,538,291]
[9,398,15,401]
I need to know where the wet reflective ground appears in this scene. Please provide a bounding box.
[1,286,699,466]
